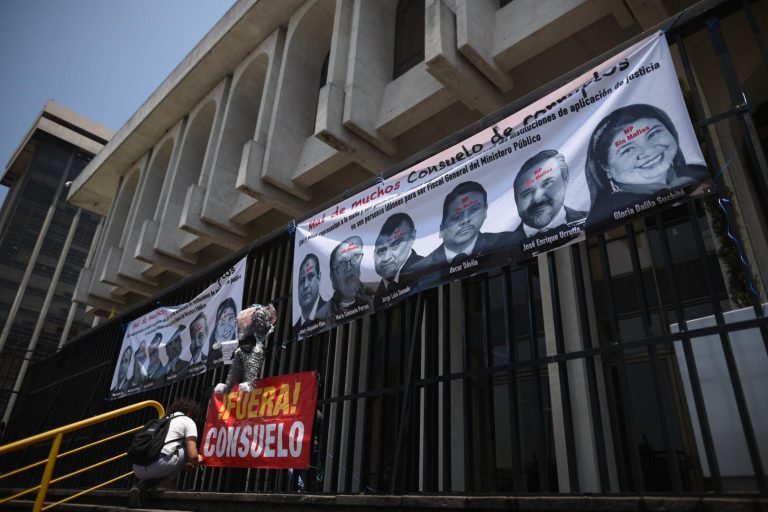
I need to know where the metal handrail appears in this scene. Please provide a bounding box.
[0,400,164,511]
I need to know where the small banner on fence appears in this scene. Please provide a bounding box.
[291,32,711,339]
[201,371,318,469]
[108,258,246,399]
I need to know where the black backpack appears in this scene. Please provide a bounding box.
[127,414,185,465]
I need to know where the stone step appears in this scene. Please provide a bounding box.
[4,500,190,512]
[5,489,768,512]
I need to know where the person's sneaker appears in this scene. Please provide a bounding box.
[128,485,142,508]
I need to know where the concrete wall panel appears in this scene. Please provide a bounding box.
[425,0,504,115]
[261,0,337,198]
[152,80,228,264]
[455,0,514,92]
[117,124,182,284]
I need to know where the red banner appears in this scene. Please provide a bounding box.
[201,371,317,468]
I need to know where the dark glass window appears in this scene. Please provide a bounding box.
[393,0,425,79]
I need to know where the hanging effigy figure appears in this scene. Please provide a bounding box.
[213,303,277,394]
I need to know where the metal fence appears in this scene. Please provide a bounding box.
[2,0,767,497]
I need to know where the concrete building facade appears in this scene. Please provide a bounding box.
[69,0,768,317]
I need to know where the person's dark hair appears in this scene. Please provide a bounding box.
[210,297,237,345]
[168,397,202,419]
[300,253,320,275]
[170,325,185,340]
[378,213,415,240]
[514,150,568,195]
[585,104,684,203]
[440,181,488,228]
[330,236,363,269]
[191,312,206,329]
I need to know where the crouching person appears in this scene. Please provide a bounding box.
[129,397,203,507]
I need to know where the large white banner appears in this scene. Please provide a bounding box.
[292,33,711,339]
[108,258,246,399]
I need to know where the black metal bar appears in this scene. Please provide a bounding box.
[358,314,378,493]
[652,211,722,491]
[378,307,392,493]
[502,267,524,491]
[708,21,768,330]
[441,283,452,492]
[687,202,768,494]
[422,287,439,491]
[674,29,768,357]
[692,104,748,128]
[739,0,768,73]
[251,245,268,305]
[343,320,361,492]
[389,293,424,494]
[269,240,286,302]
[318,328,337,492]
[707,16,768,235]
[328,325,346,492]
[596,233,644,492]
[625,223,684,492]
[480,275,499,492]
[460,282,474,492]
[401,297,414,490]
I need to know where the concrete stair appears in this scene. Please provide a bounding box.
[3,490,767,512]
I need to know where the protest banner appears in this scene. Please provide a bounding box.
[108,258,246,399]
[291,32,711,339]
[201,371,318,469]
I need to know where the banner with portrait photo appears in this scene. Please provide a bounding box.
[291,32,711,340]
[108,258,246,399]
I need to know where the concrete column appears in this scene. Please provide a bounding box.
[537,245,618,492]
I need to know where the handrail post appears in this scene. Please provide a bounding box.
[34,433,63,512]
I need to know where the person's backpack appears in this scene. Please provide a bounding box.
[127,414,185,465]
